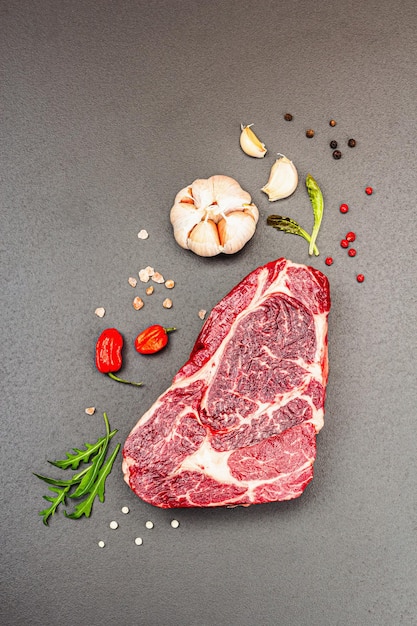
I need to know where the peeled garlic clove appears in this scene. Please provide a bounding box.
[239,124,267,158]
[187,219,221,257]
[261,154,298,201]
[218,211,257,254]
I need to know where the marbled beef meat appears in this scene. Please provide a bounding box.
[123,258,330,508]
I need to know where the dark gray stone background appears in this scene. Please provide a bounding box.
[1,1,416,624]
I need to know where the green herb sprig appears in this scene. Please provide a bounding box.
[306,174,324,256]
[34,413,120,525]
[267,173,324,256]
[266,216,319,255]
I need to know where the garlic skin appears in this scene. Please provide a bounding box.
[239,124,267,158]
[261,154,298,201]
[170,175,259,257]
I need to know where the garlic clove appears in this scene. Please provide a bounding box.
[240,202,259,222]
[173,185,194,205]
[261,154,298,201]
[170,201,205,248]
[187,219,222,257]
[210,175,252,213]
[189,178,217,214]
[218,211,258,254]
[240,124,267,158]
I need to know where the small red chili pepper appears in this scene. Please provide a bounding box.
[339,203,349,213]
[95,328,142,386]
[134,325,176,355]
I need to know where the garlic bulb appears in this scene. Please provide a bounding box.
[261,154,298,201]
[170,175,259,257]
[239,124,267,158]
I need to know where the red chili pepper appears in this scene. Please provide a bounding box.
[134,325,176,355]
[95,328,142,386]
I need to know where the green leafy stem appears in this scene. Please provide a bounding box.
[267,173,323,256]
[34,412,120,525]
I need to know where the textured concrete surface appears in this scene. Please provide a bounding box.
[1,1,416,624]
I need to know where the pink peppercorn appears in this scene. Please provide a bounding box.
[340,239,349,248]
[348,248,357,257]
[365,187,373,195]
[325,257,333,266]
[340,203,349,213]
[357,274,365,283]
[346,231,356,242]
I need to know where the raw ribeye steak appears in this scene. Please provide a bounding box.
[123,258,330,508]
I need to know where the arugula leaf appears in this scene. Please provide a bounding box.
[64,443,121,519]
[34,466,90,487]
[35,413,120,525]
[306,174,324,256]
[48,428,117,470]
[267,215,319,256]
[70,413,112,498]
[39,485,72,526]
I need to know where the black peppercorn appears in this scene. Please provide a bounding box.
[284,113,293,121]
[348,138,356,147]
[306,129,315,138]
[332,150,342,160]
[330,140,338,149]
[329,119,337,127]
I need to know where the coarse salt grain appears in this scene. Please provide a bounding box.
[152,272,165,284]
[133,296,144,310]
[198,310,207,320]
[85,407,95,416]
[164,279,175,289]
[109,521,118,530]
[145,521,154,529]
[98,541,105,548]
[128,277,138,287]
[163,298,173,309]
[145,286,154,295]
[139,266,155,282]
[95,307,106,318]
[135,537,143,545]
[138,229,149,239]
[170,519,180,528]
[138,269,150,283]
